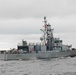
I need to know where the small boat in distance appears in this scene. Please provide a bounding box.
[0,17,76,60]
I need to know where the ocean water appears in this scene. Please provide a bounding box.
[0,57,76,75]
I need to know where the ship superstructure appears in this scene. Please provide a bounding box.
[40,16,54,50]
[40,16,71,52]
[0,17,76,60]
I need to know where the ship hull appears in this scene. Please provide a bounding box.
[0,50,76,60]
[36,50,76,59]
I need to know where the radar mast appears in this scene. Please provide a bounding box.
[40,16,54,50]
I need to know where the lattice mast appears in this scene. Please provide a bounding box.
[40,16,54,50]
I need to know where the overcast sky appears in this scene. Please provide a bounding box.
[0,0,76,34]
[0,0,76,49]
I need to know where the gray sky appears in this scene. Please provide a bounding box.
[0,0,76,49]
[0,0,76,34]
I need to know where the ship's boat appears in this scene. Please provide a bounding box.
[0,17,76,60]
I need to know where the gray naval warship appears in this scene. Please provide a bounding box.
[0,17,76,60]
